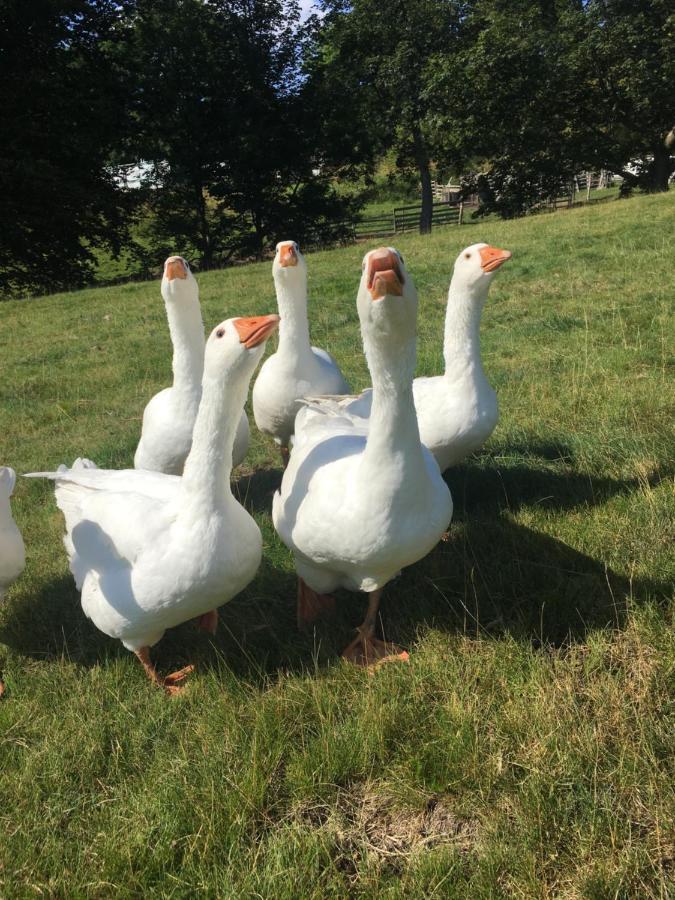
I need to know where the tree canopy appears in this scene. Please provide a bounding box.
[0,0,672,297]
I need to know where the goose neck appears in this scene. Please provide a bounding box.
[275,279,312,359]
[361,331,424,467]
[165,298,205,396]
[179,371,245,516]
[443,283,487,381]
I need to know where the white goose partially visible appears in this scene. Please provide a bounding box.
[134,256,249,474]
[252,241,349,465]
[0,467,25,602]
[27,314,279,694]
[273,248,452,665]
[0,467,26,696]
[338,243,511,471]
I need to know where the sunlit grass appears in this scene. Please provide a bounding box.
[0,192,673,896]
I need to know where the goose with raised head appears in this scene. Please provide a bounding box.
[252,241,349,466]
[334,243,511,471]
[0,466,25,696]
[272,248,452,665]
[134,256,249,474]
[27,314,279,694]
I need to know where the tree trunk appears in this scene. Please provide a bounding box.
[413,125,433,235]
[196,184,213,269]
[649,139,672,193]
[252,209,265,260]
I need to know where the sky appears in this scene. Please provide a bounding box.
[299,0,318,20]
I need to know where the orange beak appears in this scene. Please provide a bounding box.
[479,246,512,273]
[165,256,188,281]
[366,248,404,300]
[278,244,298,268]
[234,314,280,348]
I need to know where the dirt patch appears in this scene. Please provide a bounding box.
[296,786,478,869]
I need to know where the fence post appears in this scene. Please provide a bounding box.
[586,172,592,202]
[458,201,464,225]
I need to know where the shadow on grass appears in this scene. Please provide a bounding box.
[233,465,283,517]
[1,458,670,684]
[391,515,669,650]
[0,554,335,684]
[444,460,668,516]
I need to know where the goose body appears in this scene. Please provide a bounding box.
[336,243,511,472]
[28,315,279,692]
[0,467,25,601]
[134,256,249,475]
[252,241,349,461]
[273,248,452,663]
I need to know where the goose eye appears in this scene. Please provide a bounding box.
[216,328,225,338]
[465,252,471,259]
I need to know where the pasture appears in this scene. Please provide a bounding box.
[0,192,673,897]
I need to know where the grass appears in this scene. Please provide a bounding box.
[1,192,674,897]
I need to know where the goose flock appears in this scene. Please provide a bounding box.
[0,239,510,695]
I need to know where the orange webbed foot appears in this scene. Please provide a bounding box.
[341,633,409,669]
[162,664,195,696]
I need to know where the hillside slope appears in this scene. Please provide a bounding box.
[0,192,673,897]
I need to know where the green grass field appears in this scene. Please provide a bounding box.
[1,193,673,897]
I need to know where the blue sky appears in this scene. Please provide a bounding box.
[299,0,318,20]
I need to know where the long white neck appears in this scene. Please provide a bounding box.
[179,367,248,517]
[443,280,489,384]
[361,324,427,476]
[165,296,205,400]
[274,274,313,362]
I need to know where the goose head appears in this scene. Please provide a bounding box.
[273,241,307,287]
[357,247,417,349]
[204,315,280,383]
[451,243,511,297]
[161,255,199,305]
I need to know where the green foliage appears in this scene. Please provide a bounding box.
[572,0,675,192]
[428,0,675,215]
[316,0,463,232]
[0,0,136,297]
[122,0,362,268]
[1,191,674,895]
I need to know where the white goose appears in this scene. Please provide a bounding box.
[273,248,452,665]
[0,467,25,604]
[252,241,349,465]
[134,256,249,474]
[27,315,279,693]
[0,467,25,696]
[338,243,511,471]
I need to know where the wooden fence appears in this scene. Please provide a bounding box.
[350,200,465,241]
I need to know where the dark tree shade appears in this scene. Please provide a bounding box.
[123,0,362,268]
[316,0,463,234]
[0,0,135,297]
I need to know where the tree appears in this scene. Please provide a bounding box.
[316,0,463,233]
[573,0,675,192]
[427,0,674,216]
[0,0,135,297]
[123,0,360,267]
[427,0,587,217]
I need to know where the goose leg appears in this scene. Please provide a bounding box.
[341,589,409,667]
[194,610,219,634]
[135,647,195,697]
[297,577,335,628]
